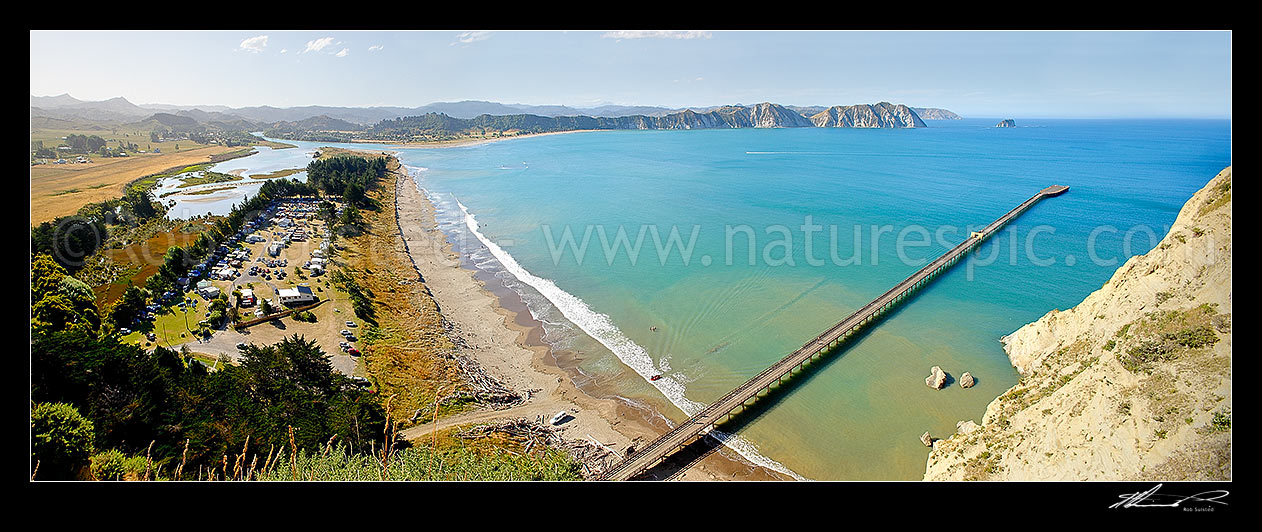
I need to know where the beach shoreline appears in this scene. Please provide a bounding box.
[390,162,789,481]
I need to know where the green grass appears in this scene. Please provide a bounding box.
[126,164,210,197]
[1116,307,1222,373]
[183,186,240,196]
[249,168,304,180]
[29,127,207,158]
[250,443,583,481]
[177,170,243,188]
[1198,177,1232,216]
[120,303,204,348]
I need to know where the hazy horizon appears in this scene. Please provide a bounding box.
[31,30,1232,119]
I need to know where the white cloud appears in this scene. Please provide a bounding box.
[368,44,384,51]
[601,30,712,40]
[280,48,287,54]
[451,31,492,46]
[335,48,349,57]
[238,35,268,53]
[302,37,336,53]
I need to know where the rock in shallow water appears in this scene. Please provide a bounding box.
[926,366,947,389]
[960,372,975,388]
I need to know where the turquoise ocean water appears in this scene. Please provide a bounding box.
[246,119,1229,480]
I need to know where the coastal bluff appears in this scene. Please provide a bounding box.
[811,102,926,128]
[913,107,963,120]
[924,167,1232,481]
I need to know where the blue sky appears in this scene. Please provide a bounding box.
[30,30,1232,118]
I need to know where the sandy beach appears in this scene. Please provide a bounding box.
[391,164,788,481]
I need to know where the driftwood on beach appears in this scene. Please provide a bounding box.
[441,351,525,408]
[409,350,525,423]
[456,418,620,478]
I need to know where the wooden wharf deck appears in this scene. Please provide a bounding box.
[598,185,1069,481]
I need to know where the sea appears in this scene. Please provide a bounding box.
[191,119,1231,480]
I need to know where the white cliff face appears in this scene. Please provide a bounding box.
[747,102,815,128]
[810,102,926,128]
[924,167,1232,481]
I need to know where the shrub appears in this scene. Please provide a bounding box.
[90,449,148,481]
[31,402,95,480]
[1126,339,1173,362]
[1209,409,1231,433]
[1165,326,1218,349]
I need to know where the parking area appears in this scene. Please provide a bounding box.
[163,196,367,375]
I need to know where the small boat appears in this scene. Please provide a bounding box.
[650,374,662,381]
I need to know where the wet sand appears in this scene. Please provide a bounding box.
[391,165,789,481]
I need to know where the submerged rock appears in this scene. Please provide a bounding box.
[926,366,947,389]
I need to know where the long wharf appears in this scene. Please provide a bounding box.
[598,185,1069,481]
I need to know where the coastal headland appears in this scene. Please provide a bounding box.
[924,167,1232,481]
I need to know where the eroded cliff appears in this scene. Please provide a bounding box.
[924,167,1232,481]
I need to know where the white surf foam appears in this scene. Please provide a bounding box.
[441,192,805,480]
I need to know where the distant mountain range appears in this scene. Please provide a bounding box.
[31,93,964,128]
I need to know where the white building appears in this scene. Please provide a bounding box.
[277,285,315,306]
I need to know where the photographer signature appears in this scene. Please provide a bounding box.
[1110,484,1229,509]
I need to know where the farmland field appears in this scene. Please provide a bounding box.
[31,143,246,225]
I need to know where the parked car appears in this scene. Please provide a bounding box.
[348,348,360,356]
[345,321,356,327]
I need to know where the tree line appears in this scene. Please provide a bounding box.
[31,179,387,480]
